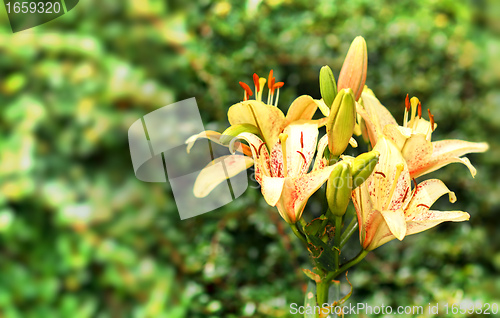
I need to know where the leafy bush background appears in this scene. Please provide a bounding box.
[0,0,499,317]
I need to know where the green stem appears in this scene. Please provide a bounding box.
[340,219,358,249]
[290,223,308,246]
[324,249,369,283]
[316,280,330,306]
[333,215,342,270]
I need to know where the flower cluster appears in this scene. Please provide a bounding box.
[186,36,488,312]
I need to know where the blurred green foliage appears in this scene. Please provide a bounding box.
[0,0,499,317]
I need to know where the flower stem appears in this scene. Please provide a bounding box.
[316,280,330,306]
[340,219,359,249]
[290,223,308,246]
[324,249,369,283]
[333,215,342,270]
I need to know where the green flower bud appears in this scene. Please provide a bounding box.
[220,124,261,144]
[351,150,380,188]
[319,65,337,108]
[327,162,352,217]
[337,36,368,101]
[326,88,356,157]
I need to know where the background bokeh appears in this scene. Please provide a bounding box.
[0,0,499,317]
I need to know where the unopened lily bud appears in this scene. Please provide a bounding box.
[337,36,368,101]
[220,124,261,144]
[319,65,337,108]
[351,150,380,188]
[326,88,356,157]
[327,162,352,217]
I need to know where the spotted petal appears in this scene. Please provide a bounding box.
[276,165,336,223]
[410,140,489,178]
[282,123,318,177]
[229,132,271,184]
[406,210,470,236]
[404,179,457,219]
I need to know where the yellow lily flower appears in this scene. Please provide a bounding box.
[187,72,332,201]
[357,88,488,178]
[227,122,337,224]
[352,136,470,251]
[352,136,469,251]
[227,70,328,149]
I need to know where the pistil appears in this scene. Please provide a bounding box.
[279,133,289,177]
[386,163,405,208]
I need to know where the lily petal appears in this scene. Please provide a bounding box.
[261,176,285,207]
[285,95,318,124]
[404,179,456,218]
[401,134,433,177]
[383,124,412,149]
[380,208,406,241]
[406,210,470,236]
[283,123,318,177]
[360,90,398,147]
[313,134,328,171]
[229,132,271,184]
[186,130,252,156]
[314,99,330,117]
[410,140,489,178]
[194,155,254,198]
[276,165,336,223]
[228,100,286,148]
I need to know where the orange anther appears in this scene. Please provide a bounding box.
[268,70,274,90]
[405,94,410,111]
[273,81,284,89]
[239,81,253,99]
[418,101,422,118]
[253,73,260,92]
[428,109,435,131]
[270,77,276,94]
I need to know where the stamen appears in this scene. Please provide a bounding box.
[239,81,253,101]
[428,109,435,131]
[403,94,410,127]
[268,70,274,90]
[297,151,307,170]
[417,204,430,209]
[386,163,405,207]
[253,73,260,93]
[273,82,284,107]
[418,101,422,119]
[405,94,410,111]
[375,171,386,178]
[257,143,266,157]
[402,187,409,202]
[250,143,259,158]
[279,133,288,177]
